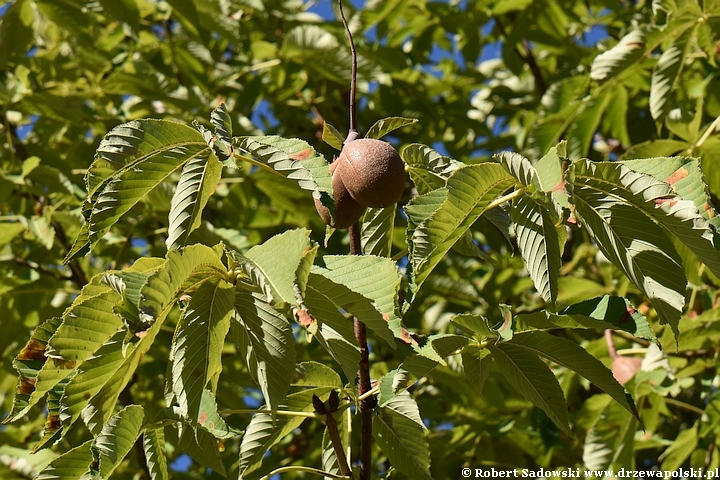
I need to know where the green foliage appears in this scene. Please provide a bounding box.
[2,1,720,479]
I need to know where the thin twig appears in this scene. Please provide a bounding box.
[350,221,375,480]
[338,0,358,141]
[494,17,547,95]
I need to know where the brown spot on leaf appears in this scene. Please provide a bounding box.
[619,305,636,324]
[46,414,61,431]
[295,309,316,328]
[382,313,390,323]
[654,197,677,207]
[56,359,76,370]
[18,378,36,396]
[199,412,208,426]
[135,330,148,339]
[399,328,412,345]
[17,339,47,361]
[83,392,91,400]
[217,440,225,452]
[289,148,313,161]
[665,167,688,186]
[551,180,565,193]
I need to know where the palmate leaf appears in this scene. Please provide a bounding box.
[407,164,515,306]
[361,207,396,257]
[365,117,418,140]
[143,427,169,480]
[169,280,234,421]
[238,388,333,478]
[510,331,640,421]
[166,153,223,250]
[233,135,333,209]
[91,405,145,479]
[65,120,212,263]
[511,195,566,305]
[373,392,432,480]
[34,439,94,480]
[83,246,227,433]
[572,160,688,335]
[234,291,296,414]
[488,343,571,435]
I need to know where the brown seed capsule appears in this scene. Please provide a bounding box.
[335,138,405,208]
[314,164,366,229]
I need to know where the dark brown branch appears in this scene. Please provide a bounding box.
[338,0,358,141]
[349,222,375,480]
[494,17,547,96]
[323,391,352,477]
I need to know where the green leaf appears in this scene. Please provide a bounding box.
[660,424,698,470]
[510,331,640,421]
[292,361,343,388]
[178,425,226,476]
[0,221,25,246]
[515,295,658,344]
[621,139,687,159]
[233,135,332,208]
[510,195,565,305]
[34,439,93,480]
[495,151,535,187]
[408,164,515,305]
[489,343,571,435]
[590,29,646,83]
[91,405,145,479]
[243,228,313,305]
[572,160,687,336]
[365,117,418,140]
[5,317,62,423]
[313,255,401,345]
[302,274,361,380]
[139,244,227,326]
[143,427,169,480]
[582,398,637,470]
[59,331,126,435]
[210,102,233,160]
[238,388,333,477]
[361,207,396,257]
[66,120,211,262]
[401,143,461,195]
[169,280,234,422]
[649,33,691,121]
[568,89,612,158]
[166,153,223,250]
[373,393,432,480]
[461,347,493,396]
[322,122,345,151]
[0,0,35,69]
[234,291,296,414]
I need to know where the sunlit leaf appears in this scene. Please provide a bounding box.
[365,116,418,140]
